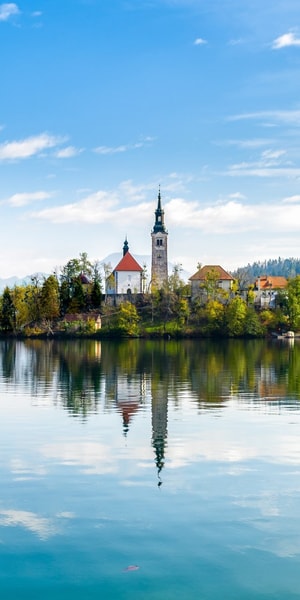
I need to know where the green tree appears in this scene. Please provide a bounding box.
[0,287,15,331]
[40,275,60,319]
[244,306,264,337]
[24,276,43,322]
[116,302,140,336]
[60,253,94,313]
[68,278,85,313]
[90,261,102,308]
[286,276,300,329]
[204,299,225,334]
[11,286,28,330]
[225,297,247,337]
[199,268,229,304]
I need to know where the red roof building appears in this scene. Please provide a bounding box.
[106,238,144,295]
[254,275,288,290]
[189,265,234,299]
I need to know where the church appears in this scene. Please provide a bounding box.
[105,189,168,299]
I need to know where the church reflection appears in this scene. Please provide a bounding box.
[112,374,146,436]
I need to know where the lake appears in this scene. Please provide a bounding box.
[0,338,300,599]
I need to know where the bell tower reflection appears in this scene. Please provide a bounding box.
[151,382,168,486]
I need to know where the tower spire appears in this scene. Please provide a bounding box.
[123,236,129,256]
[153,186,166,234]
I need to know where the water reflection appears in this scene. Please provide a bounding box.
[2,338,297,402]
[2,339,300,600]
[0,338,300,478]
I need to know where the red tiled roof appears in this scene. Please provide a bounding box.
[255,276,288,289]
[189,265,234,281]
[114,252,143,272]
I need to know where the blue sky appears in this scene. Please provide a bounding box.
[1,0,300,278]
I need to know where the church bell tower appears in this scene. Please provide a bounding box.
[151,187,168,289]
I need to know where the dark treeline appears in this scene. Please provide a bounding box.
[233,257,300,281]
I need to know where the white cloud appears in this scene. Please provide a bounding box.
[5,191,53,207]
[30,182,300,237]
[227,166,300,178]
[30,179,167,225]
[118,179,150,202]
[194,37,207,45]
[31,10,42,17]
[42,442,118,475]
[167,198,254,233]
[167,196,300,235]
[94,141,146,155]
[217,138,275,149]
[31,190,120,224]
[228,38,243,46]
[227,147,290,175]
[272,32,300,49]
[0,133,65,160]
[261,149,286,160]
[228,110,300,126]
[55,145,83,158]
[0,3,19,21]
[0,509,57,540]
[282,195,300,204]
[228,192,246,200]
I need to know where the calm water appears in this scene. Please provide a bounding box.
[0,338,300,599]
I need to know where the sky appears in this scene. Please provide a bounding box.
[1,0,300,278]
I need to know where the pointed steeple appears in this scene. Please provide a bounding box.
[152,186,167,233]
[123,236,129,256]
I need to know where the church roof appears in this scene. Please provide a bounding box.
[114,251,143,272]
[189,265,234,281]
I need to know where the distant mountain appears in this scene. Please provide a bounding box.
[0,274,49,293]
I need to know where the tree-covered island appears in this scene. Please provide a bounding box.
[1,252,300,339]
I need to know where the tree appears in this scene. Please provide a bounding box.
[286,276,300,330]
[11,286,28,330]
[244,306,264,337]
[0,287,15,331]
[168,264,184,294]
[116,302,140,336]
[59,252,94,313]
[24,275,43,322]
[90,261,102,308]
[225,297,247,337]
[40,275,60,320]
[67,278,85,313]
[234,267,253,292]
[204,299,225,334]
[199,268,229,304]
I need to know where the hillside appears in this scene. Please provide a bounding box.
[232,257,300,282]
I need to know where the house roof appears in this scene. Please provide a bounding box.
[114,251,143,272]
[189,265,234,281]
[79,273,90,285]
[255,275,288,289]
